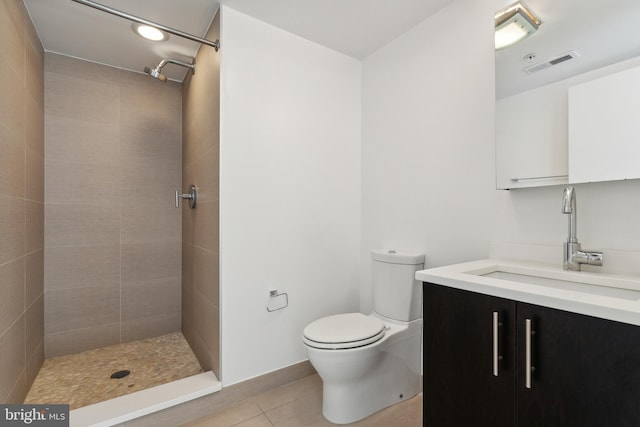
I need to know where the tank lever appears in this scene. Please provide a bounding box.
[266,289,289,312]
[175,184,197,209]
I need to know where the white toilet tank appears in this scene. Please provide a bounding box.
[371,249,425,321]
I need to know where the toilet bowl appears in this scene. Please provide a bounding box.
[302,250,424,424]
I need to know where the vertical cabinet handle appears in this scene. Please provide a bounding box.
[493,312,499,376]
[525,318,533,389]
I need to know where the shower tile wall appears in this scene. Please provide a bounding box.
[181,11,220,377]
[0,0,45,403]
[44,54,183,358]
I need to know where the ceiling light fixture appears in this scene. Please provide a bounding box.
[495,2,541,50]
[132,23,168,42]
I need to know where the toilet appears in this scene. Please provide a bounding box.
[302,249,424,424]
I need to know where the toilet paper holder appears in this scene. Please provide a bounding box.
[266,289,288,312]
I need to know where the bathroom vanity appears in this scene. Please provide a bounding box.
[417,260,640,426]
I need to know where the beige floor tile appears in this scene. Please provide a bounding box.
[254,374,322,412]
[351,394,423,427]
[235,415,275,427]
[185,400,263,427]
[264,388,332,427]
[264,386,422,427]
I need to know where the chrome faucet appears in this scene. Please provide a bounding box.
[561,186,603,270]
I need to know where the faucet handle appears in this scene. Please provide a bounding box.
[586,251,603,266]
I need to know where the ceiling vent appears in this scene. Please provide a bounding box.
[522,51,580,74]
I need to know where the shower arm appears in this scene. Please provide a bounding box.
[70,0,220,51]
[157,58,194,72]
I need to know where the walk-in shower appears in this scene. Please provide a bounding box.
[13,1,223,424]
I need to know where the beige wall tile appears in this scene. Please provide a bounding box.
[25,17,44,103]
[45,245,119,291]
[121,312,181,343]
[119,72,182,125]
[4,371,28,405]
[26,95,44,153]
[26,145,44,202]
[120,164,181,244]
[26,295,44,359]
[0,123,25,199]
[45,203,120,247]
[195,294,219,362]
[45,68,119,124]
[181,277,195,342]
[121,241,181,283]
[0,194,25,265]
[193,200,219,252]
[45,53,119,82]
[43,54,183,355]
[122,277,181,321]
[45,323,120,358]
[194,247,219,307]
[0,315,25,402]
[26,249,44,307]
[120,120,181,171]
[26,340,44,387]
[182,242,194,295]
[0,0,26,78]
[45,159,120,205]
[45,286,120,334]
[181,11,220,379]
[194,146,220,203]
[182,326,214,373]
[26,201,44,253]
[0,258,25,337]
[45,116,120,165]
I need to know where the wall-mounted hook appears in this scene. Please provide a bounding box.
[266,289,289,312]
[175,184,197,209]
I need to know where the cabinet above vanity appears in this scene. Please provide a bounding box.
[495,0,640,190]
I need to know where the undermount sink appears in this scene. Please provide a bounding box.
[415,258,640,327]
[479,269,640,301]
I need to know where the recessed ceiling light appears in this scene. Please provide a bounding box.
[132,23,168,42]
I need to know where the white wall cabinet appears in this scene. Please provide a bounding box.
[495,86,568,190]
[496,58,640,190]
[568,65,640,184]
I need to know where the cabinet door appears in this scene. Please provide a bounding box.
[517,303,640,427]
[423,283,516,426]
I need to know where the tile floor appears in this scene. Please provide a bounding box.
[183,374,422,427]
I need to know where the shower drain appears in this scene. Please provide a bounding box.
[110,370,131,379]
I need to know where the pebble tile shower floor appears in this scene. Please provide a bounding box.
[25,332,203,409]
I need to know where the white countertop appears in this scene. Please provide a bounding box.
[416,259,640,327]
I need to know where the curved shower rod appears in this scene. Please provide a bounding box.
[70,0,220,51]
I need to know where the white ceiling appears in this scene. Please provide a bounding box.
[25,0,640,92]
[24,0,455,82]
[496,0,640,99]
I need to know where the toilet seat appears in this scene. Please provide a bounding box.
[303,313,385,350]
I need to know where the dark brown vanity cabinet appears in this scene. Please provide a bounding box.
[423,282,640,427]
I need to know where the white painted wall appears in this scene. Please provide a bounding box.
[219,6,362,386]
[218,0,640,386]
[360,0,500,311]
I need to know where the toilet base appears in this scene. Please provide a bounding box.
[321,359,421,424]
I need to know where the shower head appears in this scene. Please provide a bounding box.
[143,65,167,82]
[143,58,195,82]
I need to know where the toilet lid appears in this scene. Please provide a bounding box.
[303,313,385,350]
